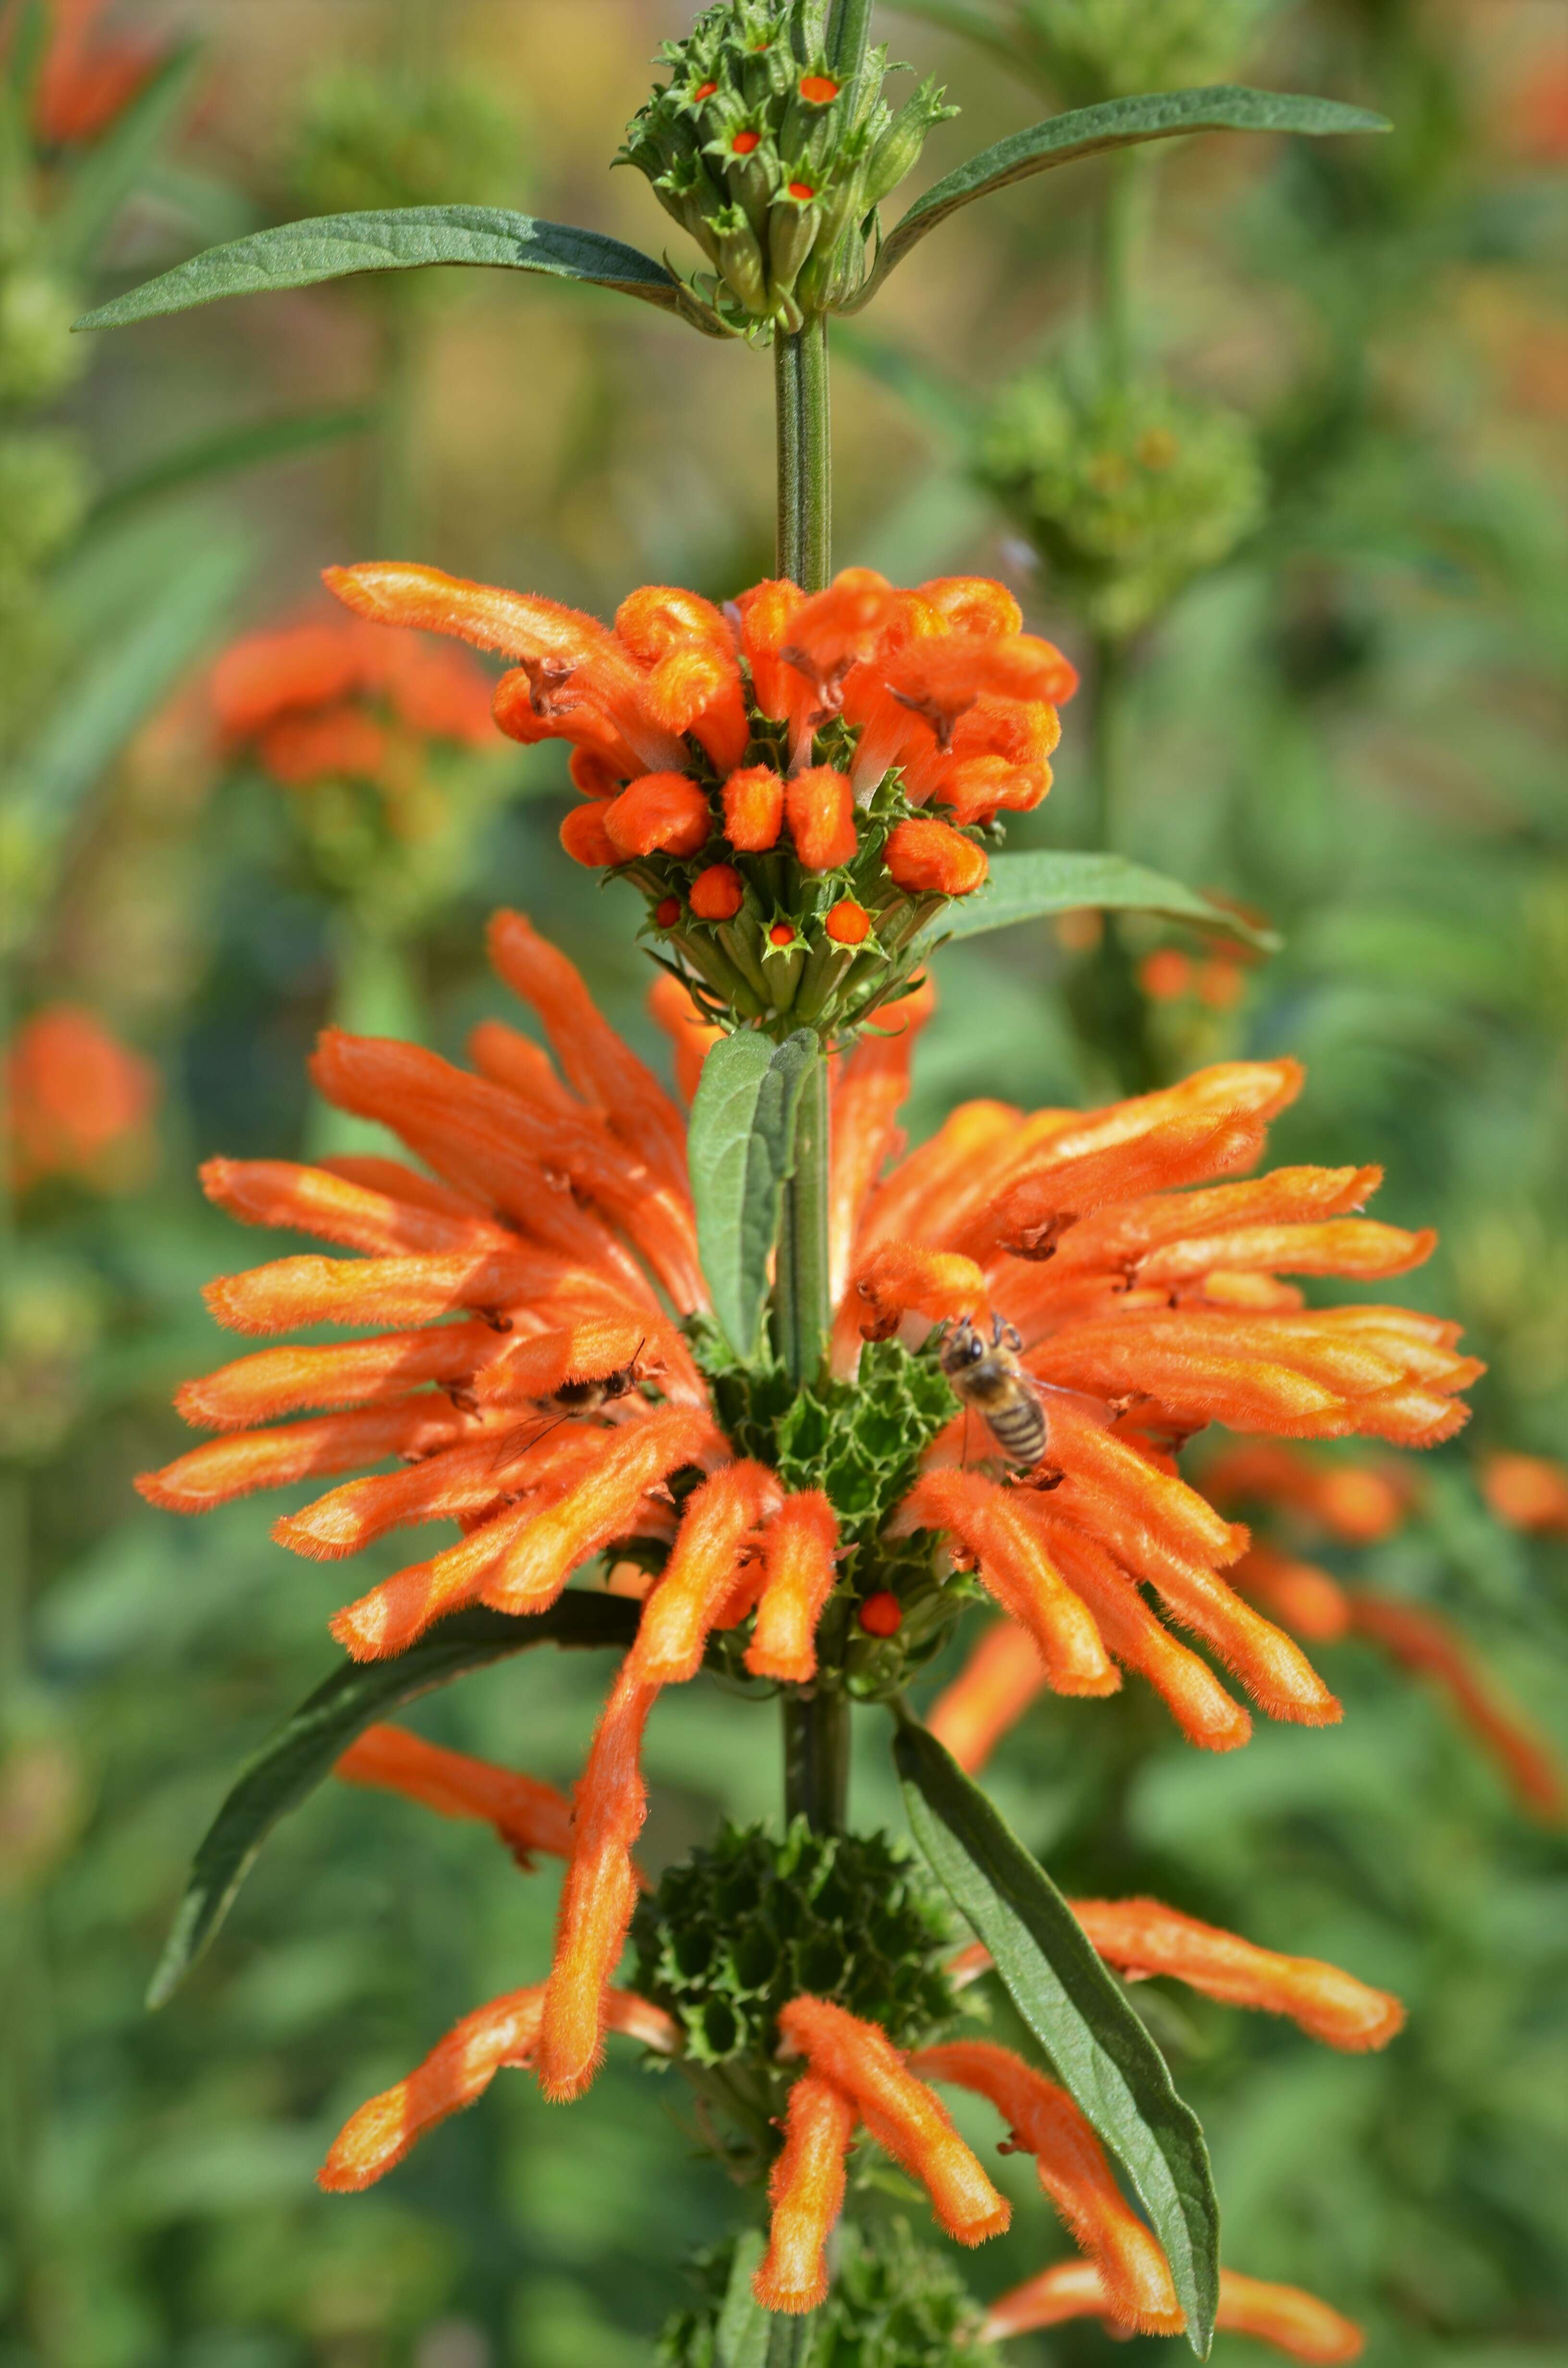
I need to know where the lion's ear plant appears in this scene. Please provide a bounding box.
[80,5,1474,2357]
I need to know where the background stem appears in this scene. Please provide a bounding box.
[1096,146,1153,394]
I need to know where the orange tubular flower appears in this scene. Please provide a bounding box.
[754,2074,857,2314]
[1345,1591,1568,1823]
[784,767,858,870]
[1068,1899,1405,2051]
[689,862,746,921]
[8,1005,158,1193]
[1481,1449,1568,1536]
[894,1471,1118,1697]
[1204,1440,1411,1543]
[777,1997,1010,2246]
[884,818,988,898]
[317,1978,677,2193]
[927,1618,1050,1771]
[335,1723,575,1867]
[746,1491,841,1683]
[911,2041,1181,2332]
[1230,1546,1353,1643]
[982,2261,1364,2363]
[31,0,164,145]
[629,1461,783,1685]
[539,1664,662,2101]
[646,974,722,1105]
[723,764,785,850]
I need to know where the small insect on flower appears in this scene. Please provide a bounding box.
[938,1313,1047,1468]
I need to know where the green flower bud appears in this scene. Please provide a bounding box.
[977,371,1267,640]
[710,201,770,314]
[621,2,956,333]
[0,269,86,407]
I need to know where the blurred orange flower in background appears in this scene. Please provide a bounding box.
[7,1003,159,1193]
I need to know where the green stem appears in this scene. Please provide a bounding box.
[773,1053,832,1386]
[1096,147,1152,395]
[306,907,424,1158]
[772,306,841,1830]
[782,1686,851,1834]
[1088,631,1128,856]
[774,318,832,594]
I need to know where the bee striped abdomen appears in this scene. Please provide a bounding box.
[983,1394,1047,1466]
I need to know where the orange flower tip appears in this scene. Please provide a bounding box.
[732,128,761,153]
[692,80,718,100]
[800,74,839,102]
[884,819,988,898]
[1139,949,1191,1001]
[787,180,815,200]
[654,896,682,928]
[560,800,619,868]
[858,1591,903,1637]
[689,863,746,923]
[769,923,796,948]
[825,900,872,947]
[754,2269,829,2315]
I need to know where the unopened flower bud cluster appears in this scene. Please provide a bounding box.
[622,0,956,334]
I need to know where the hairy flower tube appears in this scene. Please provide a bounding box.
[984,2259,1364,2364]
[323,559,1076,1036]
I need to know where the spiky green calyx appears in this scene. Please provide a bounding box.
[977,371,1266,641]
[632,1821,957,2075]
[689,1327,969,1691]
[620,1,956,337]
[658,2220,999,2368]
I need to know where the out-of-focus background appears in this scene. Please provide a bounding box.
[3,3,1566,2364]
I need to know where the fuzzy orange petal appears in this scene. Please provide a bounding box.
[754,2073,857,2314]
[746,1490,841,1683]
[336,1724,574,1863]
[1070,1899,1404,2050]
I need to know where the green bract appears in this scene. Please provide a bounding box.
[632,1820,957,2072]
[978,372,1266,640]
[621,0,956,334]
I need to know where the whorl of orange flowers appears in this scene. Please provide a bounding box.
[209,611,497,809]
[7,1004,159,1193]
[138,919,1479,2109]
[26,0,165,146]
[322,559,1076,1031]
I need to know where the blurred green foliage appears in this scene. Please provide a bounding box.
[2,3,1565,2366]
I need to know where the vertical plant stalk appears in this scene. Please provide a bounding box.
[773,308,846,1835]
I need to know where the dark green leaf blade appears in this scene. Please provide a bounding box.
[687,1029,820,1362]
[915,850,1279,952]
[894,1720,1219,2355]
[75,205,686,331]
[146,1597,638,2010]
[853,86,1390,304]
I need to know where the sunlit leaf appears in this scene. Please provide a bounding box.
[895,1719,1220,2355]
[75,205,697,331]
[916,850,1279,952]
[146,1597,639,2009]
[851,86,1390,305]
[688,1029,820,1363]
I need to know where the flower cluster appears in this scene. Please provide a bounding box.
[139,906,1474,2239]
[621,0,956,334]
[325,560,1076,1036]
[211,611,497,819]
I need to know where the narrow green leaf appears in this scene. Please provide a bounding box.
[716,2231,772,2368]
[915,850,1279,952]
[894,1720,1220,2355]
[688,1029,820,1362]
[850,86,1391,306]
[50,44,202,272]
[146,1597,638,2009]
[75,205,688,332]
[5,537,250,888]
[86,406,372,529]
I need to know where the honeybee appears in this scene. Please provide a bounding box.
[488,1339,647,1474]
[938,1314,1048,1468]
